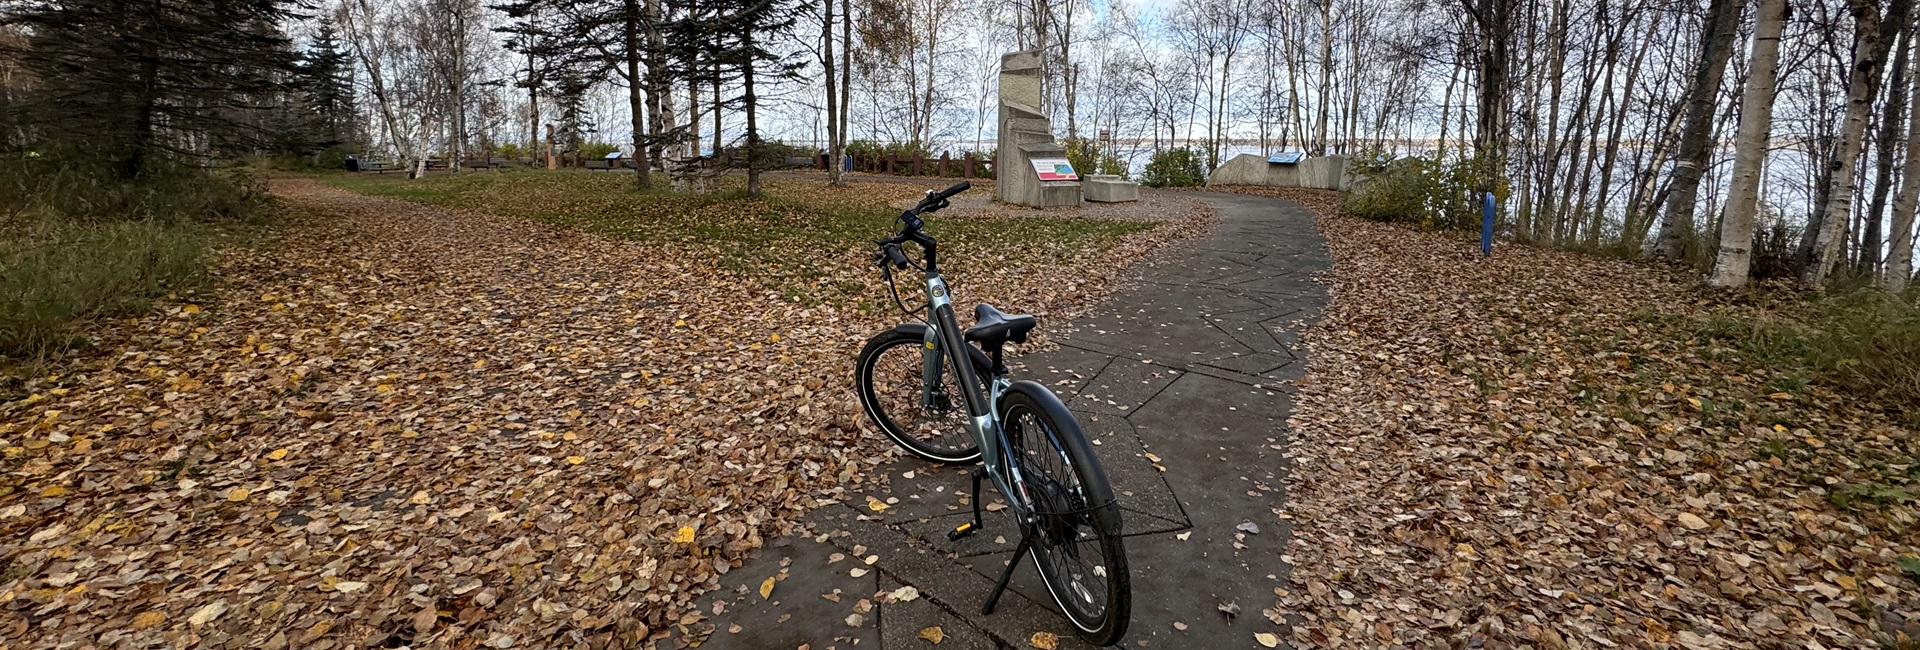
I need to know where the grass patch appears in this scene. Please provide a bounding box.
[320,171,1156,303]
[0,156,269,360]
[1695,288,1920,418]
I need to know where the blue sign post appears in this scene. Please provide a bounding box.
[1480,192,1496,258]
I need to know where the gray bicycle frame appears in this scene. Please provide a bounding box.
[915,269,1036,524]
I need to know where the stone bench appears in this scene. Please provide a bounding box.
[1084,174,1140,203]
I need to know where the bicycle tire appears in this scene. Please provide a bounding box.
[998,380,1130,646]
[855,328,983,463]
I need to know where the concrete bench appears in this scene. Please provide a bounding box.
[1084,174,1140,203]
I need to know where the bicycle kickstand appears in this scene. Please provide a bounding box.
[982,529,1033,615]
[947,465,987,542]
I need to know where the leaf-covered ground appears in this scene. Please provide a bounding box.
[1230,186,1920,649]
[0,176,1209,648]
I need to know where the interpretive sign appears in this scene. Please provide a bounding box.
[1031,158,1078,181]
[1267,152,1305,164]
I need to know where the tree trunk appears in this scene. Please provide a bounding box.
[1864,24,1915,274]
[1465,0,1515,190]
[744,33,762,197]
[1313,0,1331,156]
[838,0,851,183]
[1710,0,1788,287]
[645,0,670,168]
[1888,51,1920,293]
[1805,0,1894,287]
[1652,0,1748,260]
[824,0,842,186]
[623,0,653,189]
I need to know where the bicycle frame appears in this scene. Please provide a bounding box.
[915,268,1037,528]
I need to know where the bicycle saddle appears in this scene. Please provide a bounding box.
[965,303,1036,346]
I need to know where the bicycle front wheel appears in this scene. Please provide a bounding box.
[999,381,1129,646]
[855,328,983,463]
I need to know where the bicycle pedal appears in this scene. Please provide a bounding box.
[946,522,979,542]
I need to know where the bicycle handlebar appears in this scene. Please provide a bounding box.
[876,181,971,273]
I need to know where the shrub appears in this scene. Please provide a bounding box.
[1140,147,1205,188]
[1064,137,1129,180]
[1340,153,1489,231]
[580,141,622,160]
[0,155,268,358]
[845,140,933,173]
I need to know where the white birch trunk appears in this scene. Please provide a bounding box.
[1888,59,1920,293]
[1709,0,1788,287]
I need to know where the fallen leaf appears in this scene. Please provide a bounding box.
[1029,631,1059,649]
[917,626,945,643]
[131,611,166,630]
[188,600,228,626]
[226,488,250,502]
[672,526,696,544]
[1255,632,1279,647]
[759,576,775,600]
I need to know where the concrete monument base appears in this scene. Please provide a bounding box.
[1207,154,1350,190]
[1084,174,1140,203]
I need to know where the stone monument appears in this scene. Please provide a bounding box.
[996,51,1081,208]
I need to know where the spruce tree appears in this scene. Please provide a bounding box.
[7,0,304,177]
[299,17,357,148]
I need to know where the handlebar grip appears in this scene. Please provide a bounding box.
[885,244,911,269]
[932,180,971,201]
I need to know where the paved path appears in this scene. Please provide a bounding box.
[695,192,1328,649]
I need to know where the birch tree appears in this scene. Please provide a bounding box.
[1710,0,1789,288]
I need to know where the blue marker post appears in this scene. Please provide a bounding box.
[1480,191,1496,258]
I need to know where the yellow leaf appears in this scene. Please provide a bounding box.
[672,526,696,544]
[131,611,166,630]
[408,490,431,505]
[866,496,890,512]
[227,488,251,502]
[473,359,486,369]
[769,333,781,342]
[1029,631,1058,650]
[1255,632,1280,647]
[1686,398,1702,408]
[182,304,201,315]
[1769,392,1791,400]
[1837,575,1858,591]
[917,626,945,644]
[267,448,289,461]
[759,576,776,600]
[566,455,586,465]
[41,486,68,497]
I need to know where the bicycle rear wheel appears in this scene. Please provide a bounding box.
[998,381,1129,646]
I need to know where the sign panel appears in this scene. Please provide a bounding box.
[1267,152,1305,164]
[1031,158,1079,181]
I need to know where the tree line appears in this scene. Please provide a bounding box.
[3,0,1917,290]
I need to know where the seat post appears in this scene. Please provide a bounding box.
[983,341,1008,376]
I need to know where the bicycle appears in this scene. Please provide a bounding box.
[854,180,1131,646]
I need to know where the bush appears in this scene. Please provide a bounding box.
[0,155,268,358]
[1064,137,1128,180]
[1340,153,1488,230]
[845,140,932,173]
[580,141,622,160]
[1140,147,1205,187]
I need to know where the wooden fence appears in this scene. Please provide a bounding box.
[822,151,998,179]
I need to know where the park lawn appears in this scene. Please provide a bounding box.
[322,171,1157,309]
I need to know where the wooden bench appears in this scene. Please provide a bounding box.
[584,159,614,171]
